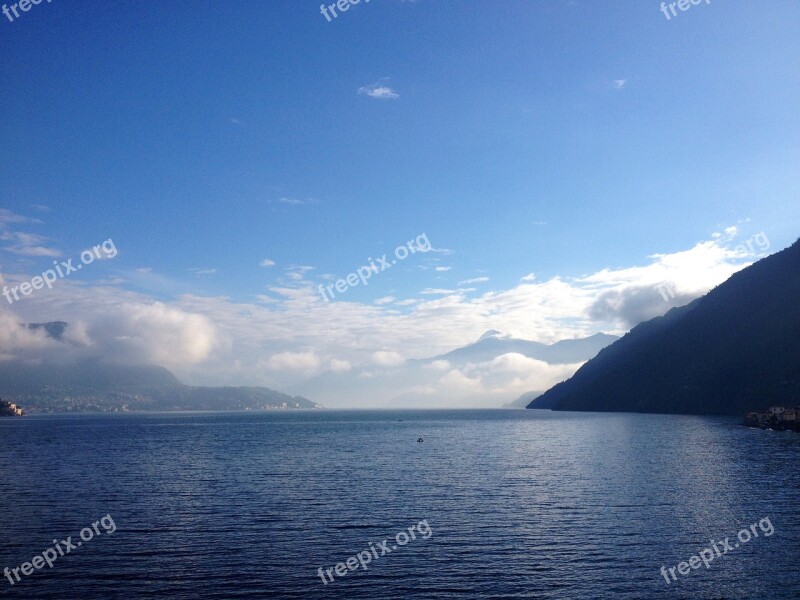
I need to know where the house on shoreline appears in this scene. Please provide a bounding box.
[745,406,800,431]
[0,399,24,417]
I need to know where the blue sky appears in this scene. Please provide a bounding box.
[1,0,798,405]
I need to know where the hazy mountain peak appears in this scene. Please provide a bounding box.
[478,330,507,342]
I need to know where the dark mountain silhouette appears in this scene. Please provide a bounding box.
[523,391,561,409]
[529,238,800,415]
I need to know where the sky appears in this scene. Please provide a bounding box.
[1,0,798,406]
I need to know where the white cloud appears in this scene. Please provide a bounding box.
[521,273,536,282]
[0,311,61,361]
[583,238,754,326]
[371,351,405,366]
[0,209,33,226]
[438,368,482,393]
[435,266,451,272]
[66,301,220,368]
[456,354,585,400]
[395,299,418,306]
[458,277,489,285]
[329,358,352,372]
[276,197,307,205]
[285,265,314,281]
[1,231,60,257]
[358,80,399,100]
[260,259,276,267]
[100,302,218,366]
[0,211,59,256]
[254,295,279,305]
[265,351,320,371]
[374,296,396,305]
[613,79,627,89]
[424,359,451,371]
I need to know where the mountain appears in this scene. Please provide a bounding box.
[504,391,543,408]
[529,238,800,415]
[0,339,322,413]
[293,331,618,408]
[524,392,561,410]
[27,321,68,340]
[417,330,619,366]
[0,361,182,393]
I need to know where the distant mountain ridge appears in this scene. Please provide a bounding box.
[529,238,800,415]
[416,331,619,366]
[504,391,543,408]
[1,345,321,413]
[293,330,619,408]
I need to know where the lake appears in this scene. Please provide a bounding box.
[1,409,798,598]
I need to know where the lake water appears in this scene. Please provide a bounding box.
[1,409,798,599]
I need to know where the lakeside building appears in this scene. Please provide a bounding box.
[0,400,24,416]
[745,406,800,431]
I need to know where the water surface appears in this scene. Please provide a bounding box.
[1,409,798,598]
